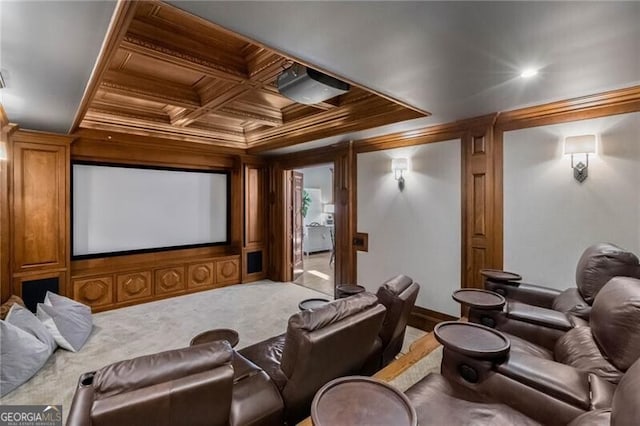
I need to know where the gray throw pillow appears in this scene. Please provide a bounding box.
[5,304,57,353]
[0,320,52,396]
[37,292,93,352]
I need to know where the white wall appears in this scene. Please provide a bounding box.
[504,112,640,290]
[357,140,461,316]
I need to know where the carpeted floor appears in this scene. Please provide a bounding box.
[1,280,430,421]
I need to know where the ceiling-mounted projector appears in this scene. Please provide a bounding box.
[277,64,350,105]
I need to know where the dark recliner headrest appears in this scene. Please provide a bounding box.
[94,341,233,398]
[611,357,640,425]
[378,275,414,296]
[288,292,379,332]
[575,243,640,304]
[591,277,640,372]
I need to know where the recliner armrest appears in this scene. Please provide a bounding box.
[495,352,591,410]
[486,281,562,309]
[506,302,573,331]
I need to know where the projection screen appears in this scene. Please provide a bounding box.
[72,163,229,258]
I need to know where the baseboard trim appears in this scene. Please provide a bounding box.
[408,305,458,332]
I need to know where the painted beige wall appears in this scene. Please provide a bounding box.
[357,140,461,316]
[503,112,640,290]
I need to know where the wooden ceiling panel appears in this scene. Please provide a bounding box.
[78,1,429,151]
[122,51,206,87]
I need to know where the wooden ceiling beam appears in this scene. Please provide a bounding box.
[171,84,253,127]
[82,108,246,147]
[212,105,283,128]
[101,70,201,109]
[121,33,248,83]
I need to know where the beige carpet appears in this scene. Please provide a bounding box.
[1,280,428,421]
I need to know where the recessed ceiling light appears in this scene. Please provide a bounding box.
[520,68,538,78]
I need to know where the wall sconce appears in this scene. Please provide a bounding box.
[391,158,408,191]
[564,135,596,183]
[323,203,335,225]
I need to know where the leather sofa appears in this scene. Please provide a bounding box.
[238,292,386,425]
[475,276,640,384]
[67,341,284,426]
[484,243,640,320]
[405,349,640,425]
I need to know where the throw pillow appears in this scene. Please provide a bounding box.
[0,295,26,320]
[37,292,93,352]
[5,304,57,353]
[0,320,52,396]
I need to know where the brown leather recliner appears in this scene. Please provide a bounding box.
[375,275,420,368]
[405,347,640,425]
[238,292,386,425]
[67,341,284,426]
[67,341,236,426]
[484,243,640,320]
[493,276,640,384]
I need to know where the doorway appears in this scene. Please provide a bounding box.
[291,164,335,296]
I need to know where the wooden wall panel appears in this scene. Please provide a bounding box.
[73,276,113,308]
[188,262,215,289]
[12,143,67,271]
[216,258,240,285]
[245,166,265,244]
[116,271,152,302]
[155,266,186,295]
[461,122,501,290]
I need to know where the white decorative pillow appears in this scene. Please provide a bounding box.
[5,304,57,353]
[0,320,51,396]
[37,292,93,352]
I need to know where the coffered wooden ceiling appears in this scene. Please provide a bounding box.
[78,1,427,153]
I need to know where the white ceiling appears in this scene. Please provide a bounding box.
[1,1,639,152]
[0,0,116,133]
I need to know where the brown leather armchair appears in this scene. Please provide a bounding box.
[483,243,640,320]
[481,276,640,384]
[405,348,640,425]
[67,341,236,426]
[67,341,284,426]
[238,292,386,425]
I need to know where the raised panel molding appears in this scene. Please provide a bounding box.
[12,142,68,273]
[155,266,185,295]
[188,262,214,288]
[216,259,240,284]
[116,271,152,302]
[472,174,486,236]
[73,276,113,308]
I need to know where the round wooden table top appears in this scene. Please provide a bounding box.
[336,284,366,298]
[299,298,331,311]
[311,376,417,426]
[452,289,506,310]
[480,269,522,282]
[189,328,239,348]
[434,321,510,360]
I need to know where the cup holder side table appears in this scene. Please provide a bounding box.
[311,376,417,426]
[480,269,522,284]
[452,289,506,310]
[434,321,510,360]
[190,328,239,348]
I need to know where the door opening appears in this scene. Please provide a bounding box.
[290,163,335,297]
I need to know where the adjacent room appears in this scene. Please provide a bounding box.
[1,1,639,425]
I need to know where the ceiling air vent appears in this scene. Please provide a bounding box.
[277,64,350,105]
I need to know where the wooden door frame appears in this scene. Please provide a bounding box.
[267,142,355,290]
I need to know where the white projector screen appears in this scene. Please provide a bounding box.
[73,163,229,258]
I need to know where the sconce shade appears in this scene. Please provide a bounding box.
[391,158,408,172]
[323,203,335,214]
[564,135,596,155]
